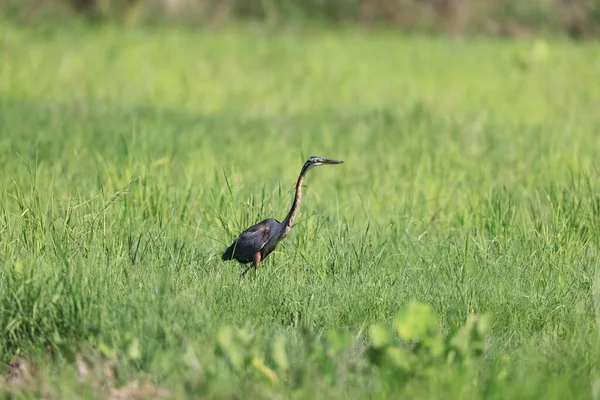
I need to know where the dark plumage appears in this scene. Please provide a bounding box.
[221,156,344,276]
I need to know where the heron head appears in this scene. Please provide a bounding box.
[305,156,344,168]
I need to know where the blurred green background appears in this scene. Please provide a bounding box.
[4,0,600,39]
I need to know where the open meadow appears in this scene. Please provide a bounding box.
[1,21,600,398]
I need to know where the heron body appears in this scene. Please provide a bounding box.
[221,156,343,276]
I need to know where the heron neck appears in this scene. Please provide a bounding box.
[283,164,308,229]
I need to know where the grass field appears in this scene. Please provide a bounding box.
[1,21,600,399]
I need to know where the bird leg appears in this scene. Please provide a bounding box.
[241,266,252,278]
[241,252,262,278]
[253,251,261,271]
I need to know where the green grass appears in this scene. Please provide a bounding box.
[1,22,600,398]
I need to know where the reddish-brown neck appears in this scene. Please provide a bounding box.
[283,163,309,229]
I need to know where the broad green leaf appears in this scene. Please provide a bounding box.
[127,338,141,360]
[217,325,248,369]
[325,331,352,357]
[450,314,491,357]
[385,347,412,371]
[271,334,288,371]
[252,356,278,385]
[369,323,394,348]
[428,335,446,358]
[393,301,439,341]
[98,342,117,360]
[184,345,201,371]
[51,331,63,345]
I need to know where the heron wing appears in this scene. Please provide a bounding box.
[222,222,272,262]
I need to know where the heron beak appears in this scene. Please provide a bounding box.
[320,158,344,165]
